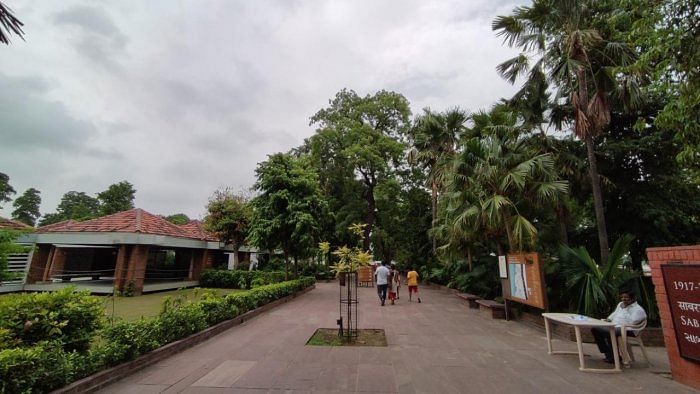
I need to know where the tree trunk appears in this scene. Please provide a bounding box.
[496,242,504,257]
[555,206,569,246]
[232,243,240,269]
[467,247,473,272]
[585,134,610,264]
[431,180,438,254]
[293,255,298,278]
[283,249,289,281]
[363,185,376,251]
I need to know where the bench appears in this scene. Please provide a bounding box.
[456,293,480,309]
[476,299,505,319]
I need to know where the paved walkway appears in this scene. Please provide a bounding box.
[100,283,695,393]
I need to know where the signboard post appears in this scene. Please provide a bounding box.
[501,252,547,310]
[661,264,700,362]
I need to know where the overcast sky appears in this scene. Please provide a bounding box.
[0,0,526,221]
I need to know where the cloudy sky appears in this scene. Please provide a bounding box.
[0,0,526,220]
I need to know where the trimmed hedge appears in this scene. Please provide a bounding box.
[199,269,286,289]
[0,287,104,352]
[0,277,315,393]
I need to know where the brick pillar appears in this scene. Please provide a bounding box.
[113,245,128,293]
[189,249,209,281]
[26,245,51,284]
[51,248,67,281]
[125,245,149,296]
[647,245,700,391]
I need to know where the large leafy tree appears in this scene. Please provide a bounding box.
[0,172,15,209]
[0,1,23,45]
[493,0,641,263]
[408,108,468,252]
[248,153,328,279]
[204,188,251,269]
[628,0,699,175]
[309,89,411,250]
[38,191,100,226]
[164,213,190,225]
[11,188,40,226]
[97,181,136,216]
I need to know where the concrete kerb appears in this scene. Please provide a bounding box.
[52,284,316,394]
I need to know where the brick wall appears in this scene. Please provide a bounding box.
[647,245,700,391]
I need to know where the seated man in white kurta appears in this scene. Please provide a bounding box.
[591,289,647,363]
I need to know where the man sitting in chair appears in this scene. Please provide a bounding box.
[592,289,647,363]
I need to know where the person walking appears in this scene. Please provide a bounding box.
[406,266,421,303]
[374,262,391,306]
[392,263,401,300]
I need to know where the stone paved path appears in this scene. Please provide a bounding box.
[100,282,695,393]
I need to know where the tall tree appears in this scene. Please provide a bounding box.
[97,181,136,216]
[0,1,23,45]
[38,191,100,226]
[0,172,16,209]
[408,107,468,252]
[493,0,640,262]
[310,89,411,250]
[204,188,251,269]
[248,153,328,279]
[11,188,40,226]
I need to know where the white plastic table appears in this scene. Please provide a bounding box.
[542,312,622,373]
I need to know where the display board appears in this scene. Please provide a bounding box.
[501,252,546,309]
[357,266,373,286]
[662,264,700,362]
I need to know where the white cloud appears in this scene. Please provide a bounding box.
[0,0,527,220]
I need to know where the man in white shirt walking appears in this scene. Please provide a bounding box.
[592,289,647,363]
[374,262,391,306]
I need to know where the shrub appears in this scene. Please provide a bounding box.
[0,341,72,393]
[0,287,104,351]
[199,269,286,289]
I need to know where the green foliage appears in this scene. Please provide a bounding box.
[0,229,28,281]
[204,188,251,269]
[97,181,136,216]
[248,153,328,277]
[0,342,72,394]
[39,191,101,226]
[558,234,654,319]
[199,270,286,289]
[0,171,15,208]
[0,287,104,352]
[164,213,190,225]
[11,188,41,227]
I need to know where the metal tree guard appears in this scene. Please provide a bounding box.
[338,271,358,341]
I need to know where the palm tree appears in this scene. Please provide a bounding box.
[408,107,468,252]
[493,0,640,263]
[0,1,24,45]
[444,107,568,254]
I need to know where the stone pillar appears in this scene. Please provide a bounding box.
[26,244,51,284]
[647,245,700,391]
[125,245,149,296]
[113,245,128,293]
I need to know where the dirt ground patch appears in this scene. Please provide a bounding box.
[306,328,387,346]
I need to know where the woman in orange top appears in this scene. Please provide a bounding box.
[406,267,421,303]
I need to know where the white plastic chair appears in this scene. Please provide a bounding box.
[618,319,651,367]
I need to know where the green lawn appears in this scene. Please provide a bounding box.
[102,288,242,321]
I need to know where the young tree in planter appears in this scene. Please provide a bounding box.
[11,188,41,226]
[248,153,328,280]
[204,188,250,269]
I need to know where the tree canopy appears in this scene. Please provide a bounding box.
[11,188,41,227]
[97,181,136,216]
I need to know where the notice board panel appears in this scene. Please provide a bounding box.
[662,264,700,362]
[502,252,546,309]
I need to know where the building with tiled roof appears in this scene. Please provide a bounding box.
[0,216,33,230]
[22,208,256,295]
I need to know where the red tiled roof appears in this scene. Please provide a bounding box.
[179,220,217,241]
[36,209,216,241]
[0,216,33,230]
